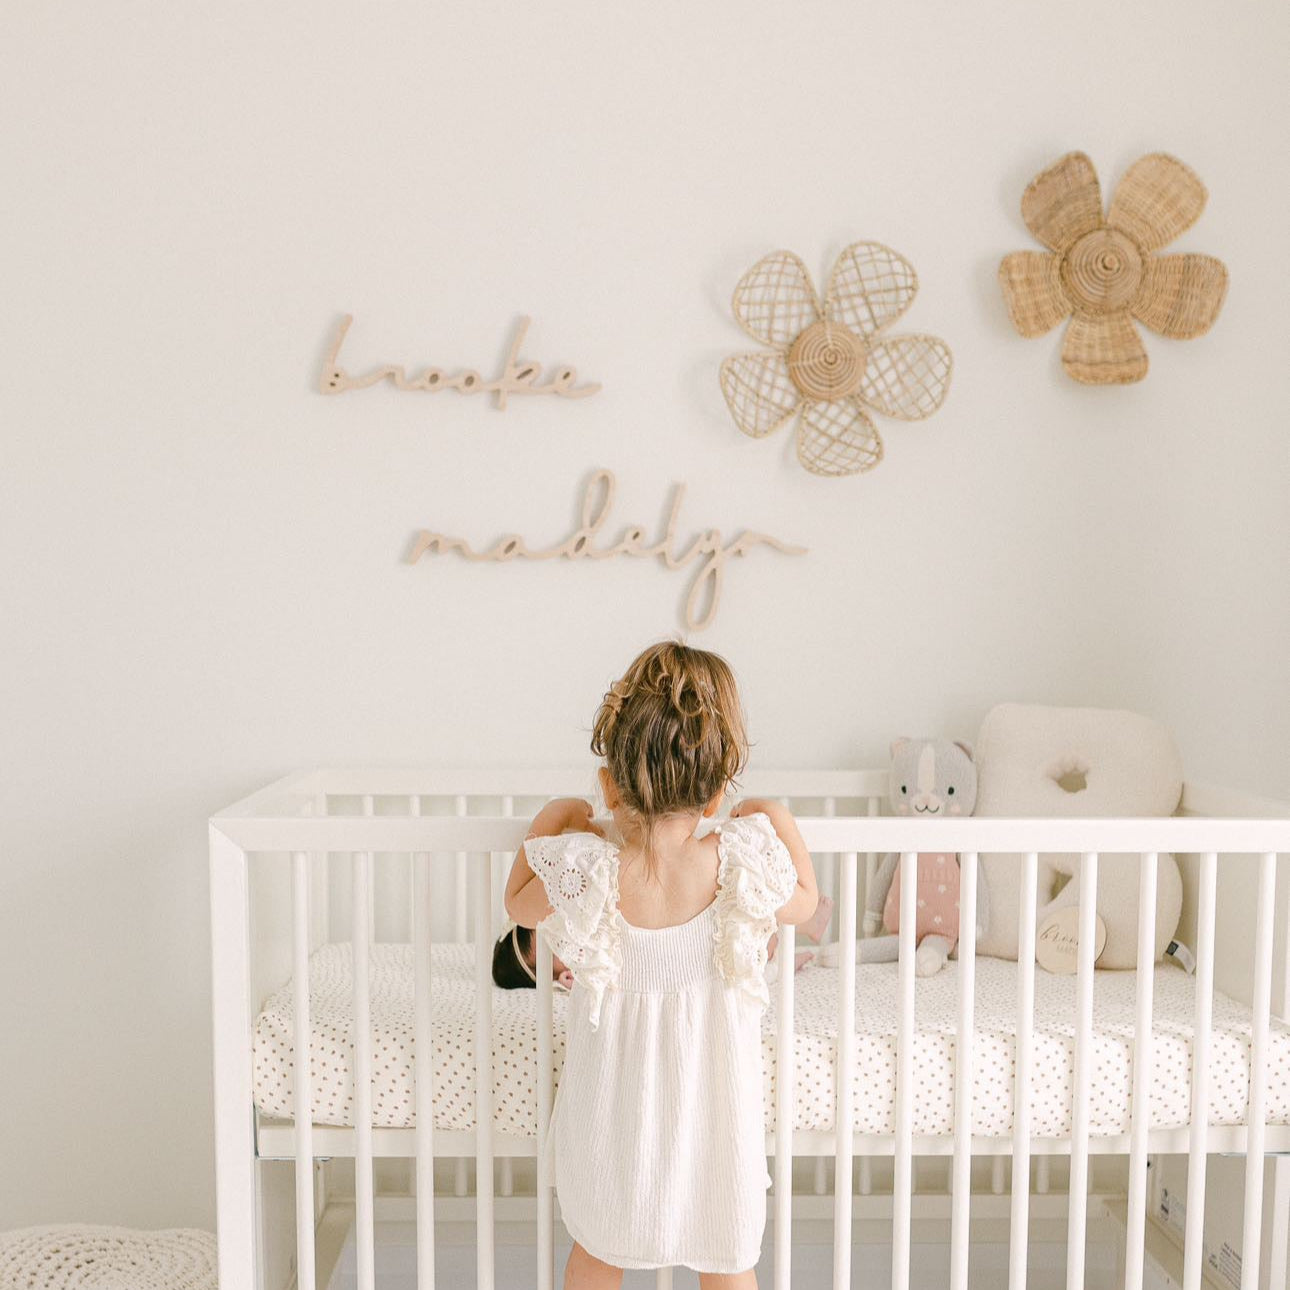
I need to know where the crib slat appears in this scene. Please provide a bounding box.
[413,851,436,1290]
[774,921,796,1290]
[455,796,470,1200]
[536,935,555,1290]
[1009,852,1038,1290]
[893,851,917,1290]
[817,795,837,1207]
[353,850,375,1290]
[1240,852,1277,1284]
[455,795,469,942]
[1182,851,1217,1290]
[950,852,978,1290]
[832,852,858,1290]
[1066,852,1098,1290]
[291,853,316,1290]
[1123,852,1158,1290]
[474,859,495,1290]
[864,796,878,935]
[497,796,516,1203]
[315,791,331,944]
[407,796,421,942]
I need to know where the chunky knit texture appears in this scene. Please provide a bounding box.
[525,814,796,1273]
[0,1226,216,1290]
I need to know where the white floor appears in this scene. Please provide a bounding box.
[324,1220,1144,1289]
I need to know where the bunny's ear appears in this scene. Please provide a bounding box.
[890,737,912,759]
[954,740,974,761]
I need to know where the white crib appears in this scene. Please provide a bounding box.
[209,768,1290,1290]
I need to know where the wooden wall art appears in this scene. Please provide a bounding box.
[405,468,807,631]
[998,152,1228,385]
[319,314,601,408]
[719,242,953,478]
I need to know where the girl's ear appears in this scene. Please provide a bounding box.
[701,786,727,818]
[598,766,620,810]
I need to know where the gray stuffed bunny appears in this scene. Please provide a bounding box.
[858,737,988,977]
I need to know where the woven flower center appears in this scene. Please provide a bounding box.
[1061,228,1144,314]
[787,322,868,400]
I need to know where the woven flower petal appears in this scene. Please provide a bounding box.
[730,251,821,346]
[824,242,918,339]
[1108,153,1207,253]
[858,335,953,421]
[1131,254,1228,339]
[999,251,1072,336]
[1061,312,1148,385]
[719,351,801,439]
[1021,152,1104,252]
[795,399,884,477]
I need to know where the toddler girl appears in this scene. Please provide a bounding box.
[504,641,818,1289]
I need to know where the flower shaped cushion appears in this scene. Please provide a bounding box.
[999,152,1228,384]
[720,243,953,477]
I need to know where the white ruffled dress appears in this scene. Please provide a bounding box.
[524,812,797,1274]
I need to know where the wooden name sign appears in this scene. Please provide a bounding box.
[406,469,807,630]
[319,315,601,410]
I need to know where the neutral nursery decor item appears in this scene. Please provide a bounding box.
[858,737,987,976]
[405,467,807,631]
[0,1226,217,1290]
[1034,904,1107,975]
[973,703,1184,969]
[319,314,601,407]
[998,151,1228,384]
[720,242,953,476]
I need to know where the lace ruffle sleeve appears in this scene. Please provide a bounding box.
[524,832,622,1028]
[712,812,798,1007]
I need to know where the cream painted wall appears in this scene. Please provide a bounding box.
[2,0,1288,1231]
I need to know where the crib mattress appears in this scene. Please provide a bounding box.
[252,943,1290,1138]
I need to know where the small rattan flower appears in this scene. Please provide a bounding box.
[719,243,953,477]
[999,152,1228,385]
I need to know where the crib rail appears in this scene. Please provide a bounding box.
[211,774,1290,1290]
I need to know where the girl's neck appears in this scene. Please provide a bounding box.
[617,811,704,858]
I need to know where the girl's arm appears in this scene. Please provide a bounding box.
[732,797,819,926]
[503,797,602,928]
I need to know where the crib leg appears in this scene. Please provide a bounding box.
[500,1157,514,1198]
[455,1158,468,1197]
[991,1155,1006,1196]
[210,827,258,1290]
[859,1156,872,1197]
[655,1267,673,1289]
[813,1157,827,1196]
[1271,1157,1290,1290]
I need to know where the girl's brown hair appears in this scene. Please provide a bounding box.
[591,641,747,831]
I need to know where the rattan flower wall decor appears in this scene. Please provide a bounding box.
[719,243,953,477]
[999,152,1228,385]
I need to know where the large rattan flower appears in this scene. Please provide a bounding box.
[719,243,953,477]
[999,152,1228,384]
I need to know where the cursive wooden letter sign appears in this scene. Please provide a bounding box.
[319,314,600,410]
[405,469,807,630]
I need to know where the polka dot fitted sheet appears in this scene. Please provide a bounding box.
[252,943,1290,1138]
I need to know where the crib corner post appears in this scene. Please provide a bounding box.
[209,823,258,1290]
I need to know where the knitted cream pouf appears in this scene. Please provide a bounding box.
[0,1226,216,1289]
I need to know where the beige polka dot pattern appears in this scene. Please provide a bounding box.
[253,945,1290,1137]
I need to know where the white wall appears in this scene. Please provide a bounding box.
[2,0,1288,1231]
